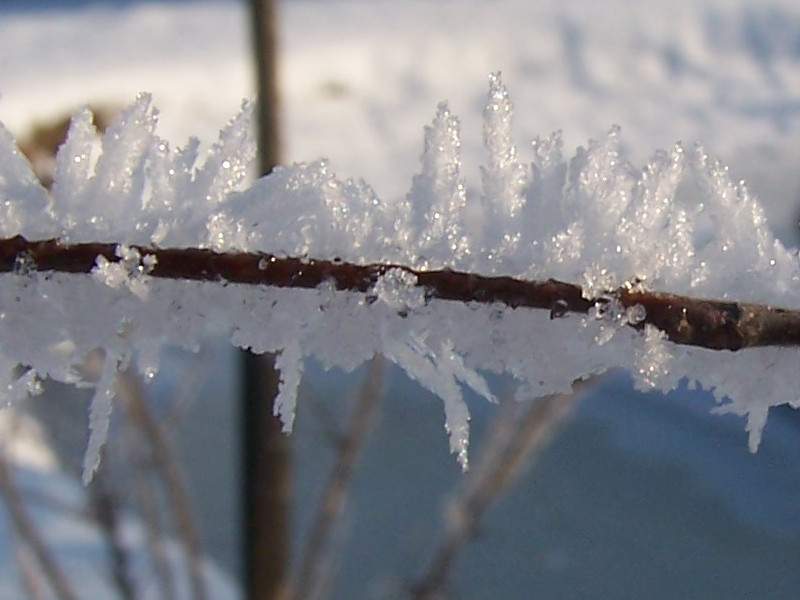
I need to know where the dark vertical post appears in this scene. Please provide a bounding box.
[250,0,282,173]
[244,1,290,599]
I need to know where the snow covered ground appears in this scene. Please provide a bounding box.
[1,0,800,598]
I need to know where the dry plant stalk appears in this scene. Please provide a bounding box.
[15,542,48,600]
[89,475,137,600]
[0,450,79,600]
[115,369,209,600]
[411,382,586,600]
[122,426,177,600]
[291,355,386,600]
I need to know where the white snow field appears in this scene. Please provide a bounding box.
[1,0,800,598]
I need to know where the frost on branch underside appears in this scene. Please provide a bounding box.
[1,75,799,483]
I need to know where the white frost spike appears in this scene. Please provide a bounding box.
[481,72,527,222]
[525,130,566,248]
[383,333,471,470]
[440,340,496,405]
[531,130,564,173]
[620,145,693,287]
[713,398,769,454]
[191,101,257,250]
[82,354,121,484]
[273,342,304,433]
[140,136,201,246]
[686,144,779,299]
[89,95,158,237]
[194,100,255,207]
[0,120,51,238]
[406,102,468,268]
[633,325,674,390]
[51,106,97,235]
[568,127,632,233]
[2,368,41,407]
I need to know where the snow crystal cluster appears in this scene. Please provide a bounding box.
[1,74,798,482]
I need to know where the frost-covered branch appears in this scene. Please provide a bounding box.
[3,74,800,481]
[2,235,799,352]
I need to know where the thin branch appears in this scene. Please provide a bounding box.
[0,450,79,600]
[124,426,178,600]
[15,542,48,600]
[89,475,138,600]
[115,369,209,600]
[411,383,584,600]
[292,355,386,600]
[1,235,798,351]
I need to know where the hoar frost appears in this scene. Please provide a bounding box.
[1,75,799,482]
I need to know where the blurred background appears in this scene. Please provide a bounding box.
[0,0,799,598]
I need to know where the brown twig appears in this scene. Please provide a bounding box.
[1,235,798,351]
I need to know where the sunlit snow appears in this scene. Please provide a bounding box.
[1,74,798,482]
